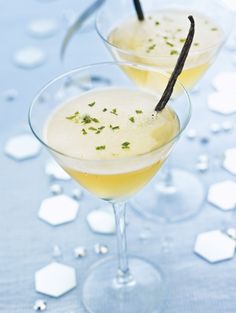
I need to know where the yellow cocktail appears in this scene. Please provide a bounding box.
[44,88,179,200]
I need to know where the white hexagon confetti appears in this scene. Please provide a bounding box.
[208,180,236,211]
[38,195,79,226]
[194,230,235,263]
[223,0,236,11]
[212,72,236,91]
[87,205,115,234]
[208,92,236,114]
[35,262,76,297]
[5,134,41,161]
[223,148,236,175]
[45,160,71,180]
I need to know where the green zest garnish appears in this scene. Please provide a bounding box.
[147,44,156,51]
[177,28,182,32]
[163,36,168,40]
[110,108,118,115]
[166,41,174,47]
[211,27,218,31]
[89,127,97,131]
[155,21,160,25]
[194,42,199,46]
[180,38,186,43]
[66,111,80,122]
[129,116,135,123]
[88,126,105,134]
[91,117,99,123]
[110,125,120,130]
[82,128,87,135]
[82,115,92,124]
[103,108,107,112]
[135,110,143,114]
[148,38,153,42]
[122,142,130,149]
[170,50,178,55]
[88,101,95,107]
[66,112,100,125]
[96,145,106,150]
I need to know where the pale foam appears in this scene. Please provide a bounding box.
[108,9,225,69]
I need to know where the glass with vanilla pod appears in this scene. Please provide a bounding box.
[45,87,179,200]
[96,0,230,91]
[29,62,191,313]
[96,0,232,223]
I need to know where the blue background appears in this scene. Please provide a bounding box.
[0,0,236,312]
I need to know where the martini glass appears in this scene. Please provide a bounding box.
[96,0,232,222]
[29,62,191,313]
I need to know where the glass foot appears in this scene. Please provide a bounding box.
[131,169,205,223]
[82,257,165,313]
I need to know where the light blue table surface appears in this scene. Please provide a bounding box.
[1,0,236,312]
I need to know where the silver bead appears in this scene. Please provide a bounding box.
[227,228,236,240]
[210,123,221,134]
[196,162,208,173]
[186,129,197,140]
[50,184,63,195]
[3,88,18,101]
[33,299,47,311]
[94,244,109,255]
[222,121,233,132]
[52,245,62,258]
[74,246,87,258]
[200,137,210,145]
[72,188,83,200]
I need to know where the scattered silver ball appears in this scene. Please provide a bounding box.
[64,76,73,88]
[139,228,152,241]
[222,121,233,132]
[190,84,200,94]
[186,129,197,140]
[226,228,236,240]
[198,154,209,163]
[72,188,83,200]
[210,123,221,134]
[33,299,47,311]
[50,184,63,195]
[94,243,109,255]
[200,137,210,145]
[74,246,87,258]
[3,88,18,101]
[196,162,209,173]
[52,245,62,258]
[225,38,236,52]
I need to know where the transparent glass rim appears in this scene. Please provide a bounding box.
[28,61,191,164]
[95,2,232,58]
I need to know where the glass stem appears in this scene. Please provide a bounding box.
[163,158,173,187]
[112,202,133,286]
